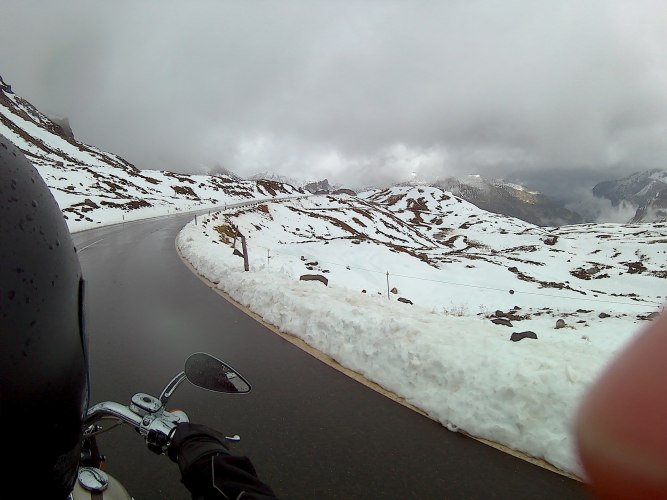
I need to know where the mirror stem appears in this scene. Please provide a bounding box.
[159,371,186,407]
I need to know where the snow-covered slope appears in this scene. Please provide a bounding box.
[177,185,665,475]
[0,75,303,232]
[364,187,665,309]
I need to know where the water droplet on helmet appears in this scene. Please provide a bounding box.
[31,200,38,208]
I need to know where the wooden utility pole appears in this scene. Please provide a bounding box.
[241,235,249,271]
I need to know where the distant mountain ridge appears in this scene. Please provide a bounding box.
[407,175,583,227]
[249,172,300,185]
[4,73,665,228]
[251,175,356,195]
[592,169,667,222]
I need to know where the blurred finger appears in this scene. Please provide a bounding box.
[575,311,667,499]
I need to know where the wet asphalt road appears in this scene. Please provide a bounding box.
[72,213,589,500]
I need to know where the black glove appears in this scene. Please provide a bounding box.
[168,422,230,475]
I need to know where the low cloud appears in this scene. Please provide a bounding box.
[1,1,666,187]
[566,188,637,223]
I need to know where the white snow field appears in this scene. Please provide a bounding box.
[177,188,666,476]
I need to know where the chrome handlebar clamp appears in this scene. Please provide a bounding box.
[130,393,162,416]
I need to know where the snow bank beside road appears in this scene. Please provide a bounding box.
[177,216,621,476]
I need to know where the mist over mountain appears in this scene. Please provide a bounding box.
[592,169,667,206]
[206,163,243,181]
[505,167,667,224]
[428,176,582,227]
[593,170,667,222]
[46,114,75,139]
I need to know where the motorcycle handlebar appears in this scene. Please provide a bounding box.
[79,354,248,467]
[84,400,183,455]
[85,401,144,429]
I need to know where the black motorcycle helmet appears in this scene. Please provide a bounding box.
[0,134,89,496]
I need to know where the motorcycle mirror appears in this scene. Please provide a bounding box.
[184,353,251,394]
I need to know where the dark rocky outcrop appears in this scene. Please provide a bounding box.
[637,311,660,321]
[492,318,513,327]
[510,331,538,342]
[333,188,357,196]
[304,179,332,194]
[48,115,75,139]
[300,274,328,286]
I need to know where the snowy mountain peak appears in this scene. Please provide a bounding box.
[0,74,12,93]
[304,179,335,193]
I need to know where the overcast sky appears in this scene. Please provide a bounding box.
[1,0,666,189]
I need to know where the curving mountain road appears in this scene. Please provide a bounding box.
[72,213,587,499]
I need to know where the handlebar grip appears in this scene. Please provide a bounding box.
[142,410,185,454]
[147,428,171,454]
